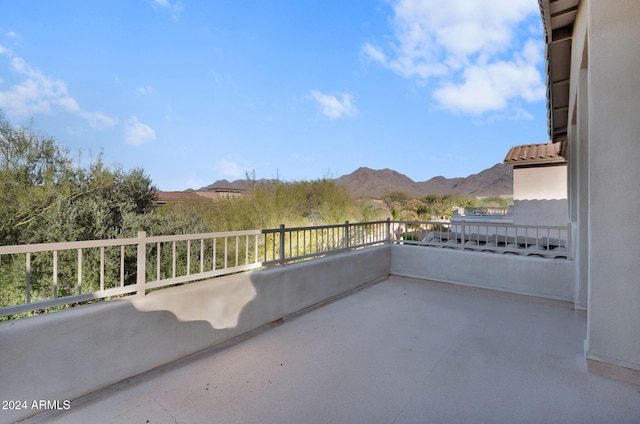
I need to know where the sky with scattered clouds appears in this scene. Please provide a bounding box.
[0,0,548,190]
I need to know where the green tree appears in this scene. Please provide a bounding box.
[0,114,169,312]
[0,113,77,244]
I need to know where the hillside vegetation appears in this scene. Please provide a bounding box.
[1,113,512,246]
[161,177,388,231]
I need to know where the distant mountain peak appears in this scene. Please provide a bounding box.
[336,163,512,198]
[195,163,513,199]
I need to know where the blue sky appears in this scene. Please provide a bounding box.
[0,0,548,191]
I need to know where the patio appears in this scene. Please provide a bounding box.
[23,276,640,424]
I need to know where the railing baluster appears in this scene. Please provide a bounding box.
[186,240,191,276]
[279,224,285,265]
[77,249,82,294]
[213,238,217,270]
[136,231,146,297]
[100,247,105,291]
[200,239,204,274]
[157,242,161,281]
[345,221,350,249]
[25,253,31,304]
[53,250,58,299]
[254,235,258,264]
[120,245,125,287]
[172,241,176,278]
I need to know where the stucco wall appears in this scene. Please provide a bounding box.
[511,166,568,227]
[0,246,390,423]
[513,165,567,201]
[390,244,574,302]
[567,3,589,312]
[512,199,568,227]
[584,0,640,373]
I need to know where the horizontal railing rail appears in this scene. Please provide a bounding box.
[0,219,570,318]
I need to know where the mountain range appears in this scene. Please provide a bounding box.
[200,163,513,198]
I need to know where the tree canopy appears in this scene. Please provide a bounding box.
[0,113,162,245]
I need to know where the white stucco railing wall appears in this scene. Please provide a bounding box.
[390,244,575,302]
[0,246,391,423]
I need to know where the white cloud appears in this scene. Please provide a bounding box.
[310,90,356,120]
[215,158,244,178]
[433,39,545,114]
[125,117,156,145]
[5,31,21,47]
[80,111,117,129]
[150,0,183,20]
[362,43,387,64]
[363,0,544,115]
[135,86,155,96]
[0,46,117,126]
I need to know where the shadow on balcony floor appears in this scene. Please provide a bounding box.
[24,276,640,424]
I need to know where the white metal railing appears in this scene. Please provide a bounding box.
[391,220,570,258]
[0,219,570,318]
[0,230,265,317]
[452,206,514,216]
[0,221,391,317]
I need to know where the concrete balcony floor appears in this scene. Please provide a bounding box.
[25,276,640,424]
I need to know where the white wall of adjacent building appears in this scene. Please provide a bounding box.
[512,165,568,227]
[513,165,567,201]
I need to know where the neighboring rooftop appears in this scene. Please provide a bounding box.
[504,141,567,166]
[25,277,640,424]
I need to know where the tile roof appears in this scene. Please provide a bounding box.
[504,141,567,166]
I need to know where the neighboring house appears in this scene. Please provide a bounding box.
[444,142,568,256]
[452,141,568,227]
[503,141,567,227]
[539,0,640,384]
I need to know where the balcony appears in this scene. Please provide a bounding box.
[19,275,640,423]
[1,222,639,423]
